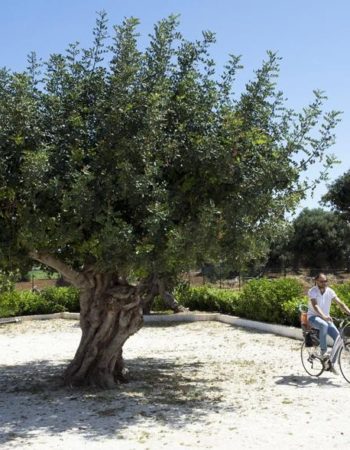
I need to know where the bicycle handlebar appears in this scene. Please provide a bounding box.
[331,316,350,334]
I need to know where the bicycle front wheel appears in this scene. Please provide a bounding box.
[339,341,350,383]
[301,342,324,377]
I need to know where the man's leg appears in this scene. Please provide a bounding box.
[327,322,340,365]
[308,316,329,355]
[327,321,340,342]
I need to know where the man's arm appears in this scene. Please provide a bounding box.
[311,298,332,321]
[333,296,350,315]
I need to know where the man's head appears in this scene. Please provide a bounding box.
[315,273,328,289]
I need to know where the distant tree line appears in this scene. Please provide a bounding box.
[266,169,350,273]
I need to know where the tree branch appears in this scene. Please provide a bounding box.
[29,250,88,289]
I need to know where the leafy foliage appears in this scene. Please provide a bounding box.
[176,277,306,325]
[0,291,20,317]
[281,298,307,327]
[289,208,350,270]
[0,13,340,282]
[0,287,79,317]
[331,282,350,318]
[323,170,350,222]
[0,270,18,293]
[237,278,305,324]
[3,279,350,328]
[176,284,240,314]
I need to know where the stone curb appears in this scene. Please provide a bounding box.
[145,312,303,341]
[1,311,304,341]
[0,312,63,324]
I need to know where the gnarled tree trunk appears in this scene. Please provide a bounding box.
[141,274,186,314]
[64,276,143,388]
[29,251,144,389]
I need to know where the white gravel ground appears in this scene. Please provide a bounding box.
[0,318,349,450]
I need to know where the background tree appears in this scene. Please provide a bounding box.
[288,208,350,271]
[322,169,350,221]
[263,223,294,273]
[0,13,340,388]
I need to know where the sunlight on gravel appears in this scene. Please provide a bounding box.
[0,318,349,449]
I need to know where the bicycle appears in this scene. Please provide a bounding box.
[299,305,350,382]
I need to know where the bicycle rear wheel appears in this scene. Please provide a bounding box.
[300,342,324,376]
[339,341,350,383]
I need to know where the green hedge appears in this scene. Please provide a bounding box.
[237,278,305,326]
[177,278,307,326]
[0,287,79,318]
[2,278,350,326]
[331,282,350,317]
[176,285,240,315]
[176,278,350,327]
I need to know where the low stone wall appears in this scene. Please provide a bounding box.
[1,311,304,341]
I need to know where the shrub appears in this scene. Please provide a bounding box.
[0,287,80,318]
[0,270,19,294]
[331,282,350,317]
[16,291,50,315]
[175,277,306,326]
[238,278,305,324]
[40,287,80,313]
[176,285,240,315]
[1,277,309,326]
[281,297,308,327]
[0,291,21,317]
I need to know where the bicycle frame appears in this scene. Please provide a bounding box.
[299,307,350,381]
[329,318,350,360]
[329,334,344,365]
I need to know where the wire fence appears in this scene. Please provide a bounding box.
[3,255,350,292]
[185,267,350,291]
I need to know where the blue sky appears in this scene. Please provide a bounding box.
[1,0,349,213]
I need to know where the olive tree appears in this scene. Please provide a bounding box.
[0,13,340,387]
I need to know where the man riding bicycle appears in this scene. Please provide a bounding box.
[307,273,350,372]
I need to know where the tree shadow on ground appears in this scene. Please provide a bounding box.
[0,356,231,445]
[274,374,343,388]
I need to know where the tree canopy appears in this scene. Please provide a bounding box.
[322,170,350,221]
[0,13,340,277]
[0,13,341,387]
[289,208,350,270]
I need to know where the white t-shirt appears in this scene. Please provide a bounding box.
[307,285,337,318]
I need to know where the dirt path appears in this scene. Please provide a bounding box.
[0,319,349,449]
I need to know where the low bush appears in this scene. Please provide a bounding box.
[176,277,306,326]
[237,278,305,325]
[176,284,240,315]
[16,291,52,315]
[0,291,21,317]
[7,277,345,327]
[331,282,350,317]
[0,287,80,318]
[281,297,308,327]
[0,270,19,294]
[40,287,80,313]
